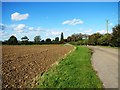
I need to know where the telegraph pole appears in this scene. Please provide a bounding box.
[106,20,108,34]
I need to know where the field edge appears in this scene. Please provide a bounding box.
[27,45,76,88]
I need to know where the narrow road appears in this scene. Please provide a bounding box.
[88,46,118,88]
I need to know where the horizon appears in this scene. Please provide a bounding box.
[1,2,118,41]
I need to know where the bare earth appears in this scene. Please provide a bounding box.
[88,46,118,88]
[2,45,74,88]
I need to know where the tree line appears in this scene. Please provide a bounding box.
[2,32,64,45]
[68,25,120,47]
[2,25,120,47]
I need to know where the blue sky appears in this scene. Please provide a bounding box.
[1,2,118,41]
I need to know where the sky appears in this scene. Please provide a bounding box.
[0,2,118,41]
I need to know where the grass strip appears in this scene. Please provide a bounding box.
[36,46,103,88]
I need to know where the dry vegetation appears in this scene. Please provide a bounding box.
[2,45,74,88]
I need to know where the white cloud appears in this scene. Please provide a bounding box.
[11,34,17,36]
[29,27,46,31]
[0,30,4,36]
[1,23,63,41]
[11,24,17,28]
[78,28,93,35]
[97,30,106,34]
[17,30,24,33]
[45,30,61,38]
[36,27,42,31]
[109,22,113,26]
[84,29,93,33]
[16,24,26,30]
[11,24,46,34]
[51,31,61,35]
[11,12,29,21]
[28,27,34,30]
[14,24,26,33]
[62,18,84,26]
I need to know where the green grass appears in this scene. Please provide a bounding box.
[36,46,103,88]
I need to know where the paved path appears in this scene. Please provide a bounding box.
[88,46,118,88]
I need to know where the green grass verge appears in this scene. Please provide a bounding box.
[36,46,103,88]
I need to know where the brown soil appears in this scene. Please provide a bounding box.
[2,45,74,88]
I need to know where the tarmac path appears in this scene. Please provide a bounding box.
[88,46,118,88]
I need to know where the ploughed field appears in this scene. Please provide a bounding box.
[2,45,74,88]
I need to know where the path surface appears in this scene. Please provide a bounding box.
[87,46,118,88]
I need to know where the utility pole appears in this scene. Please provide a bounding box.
[106,20,108,34]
